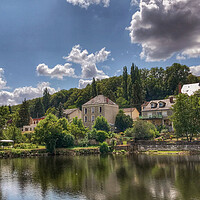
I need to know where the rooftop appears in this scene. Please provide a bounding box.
[83,95,116,106]
[63,108,79,115]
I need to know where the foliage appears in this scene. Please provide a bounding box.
[93,116,110,132]
[124,128,134,137]
[88,128,98,140]
[42,88,51,112]
[99,142,109,154]
[62,131,75,148]
[45,107,57,116]
[171,93,200,141]
[96,130,108,143]
[18,99,30,127]
[2,125,22,143]
[123,66,128,101]
[131,120,158,140]
[115,110,133,132]
[0,106,10,135]
[32,98,45,118]
[57,102,64,119]
[91,77,97,97]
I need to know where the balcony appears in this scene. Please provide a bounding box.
[139,114,163,120]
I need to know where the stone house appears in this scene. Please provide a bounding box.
[63,108,82,122]
[82,95,119,129]
[141,97,175,131]
[122,108,139,121]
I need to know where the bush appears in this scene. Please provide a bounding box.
[132,120,158,140]
[100,142,109,154]
[93,116,110,132]
[78,137,89,147]
[63,132,74,147]
[124,128,134,137]
[87,128,97,140]
[96,130,108,143]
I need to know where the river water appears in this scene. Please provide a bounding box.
[0,155,200,200]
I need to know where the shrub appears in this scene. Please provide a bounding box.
[78,137,89,147]
[96,130,108,143]
[63,132,74,147]
[100,142,109,154]
[93,116,110,132]
[124,128,134,137]
[87,128,97,140]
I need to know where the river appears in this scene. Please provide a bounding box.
[0,155,200,200]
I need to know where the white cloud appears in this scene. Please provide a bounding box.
[127,0,200,62]
[78,79,93,89]
[190,65,200,76]
[0,82,57,106]
[64,45,110,79]
[36,63,75,79]
[130,0,138,6]
[66,0,110,9]
[0,68,8,90]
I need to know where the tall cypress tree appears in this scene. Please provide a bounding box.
[19,99,30,127]
[57,102,64,119]
[33,98,45,118]
[123,66,128,100]
[42,88,51,112]
[91,77,97,97]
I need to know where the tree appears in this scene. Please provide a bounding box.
[0,106,10,136]
[91,77,97,97]
[96,130,108,143]
[99,142,109,154]
[2,125,22,143]
[115,110,133,132]
[57,102,64,119]
[33,98,45,118]
[43,88,51,112]
[45,107,57,116]
[18,99,30,128]
[171,93,200,141]
[35,114,62,153]
[93,116,110,132]
[123,66,128,100]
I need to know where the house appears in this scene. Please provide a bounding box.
[82,95,119,129]
[141,97,175,131]
[22,116,46,132]
[181,83,200,96]
[63,108,82,122]
[122,108,139,121]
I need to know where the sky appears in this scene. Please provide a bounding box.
[0,0,200,105]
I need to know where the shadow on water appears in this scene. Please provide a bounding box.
[0,154,200,200]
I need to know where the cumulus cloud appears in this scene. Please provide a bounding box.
[66,0,110,9]
[64,45,110,79]
[36,63,75,79]
[190,65,200,76]
[78,79,93,89]
[0,82,57,106]
[127,0,200,62]
[130,0,138,6]
[0,68,8,90]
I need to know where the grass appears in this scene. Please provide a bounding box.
[68,146,99,150]
[146,150,189,155]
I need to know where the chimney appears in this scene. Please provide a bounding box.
[178,83,182,94]
[169,96,174,103]
[106,97,109,104]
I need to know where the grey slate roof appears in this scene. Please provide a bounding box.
[142,98,175,112]
[83,95,116,106]
[63,108,79,115]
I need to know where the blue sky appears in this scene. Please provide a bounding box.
[0,0,200,105]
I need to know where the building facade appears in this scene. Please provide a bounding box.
[63,108,82,122]
[82,95,119,129]
[122,108,139,121]
[141,97,175,131]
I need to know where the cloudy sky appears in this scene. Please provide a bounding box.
[0,0,200,105]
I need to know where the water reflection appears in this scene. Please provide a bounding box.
[0,155,200,200]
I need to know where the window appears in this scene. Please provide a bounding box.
[99,107,102,113]
[84,108,87,114]
[91,107,95,113]
[91,115,95,122]
[151,103,157,108]
[84,116,87,122]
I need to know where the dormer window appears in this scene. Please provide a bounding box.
[151,102,157,108]
[159,101,165,108]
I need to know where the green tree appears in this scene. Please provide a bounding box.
[96,130,108,143]
[91,77,97,97]
[171,93,200,141]
[131,120,158,140]
[45,107,57,116]
[123,66,128,100]
[115,110,133,132]
[57,102,64,119]
[33,98,45,118]
[42,88,51,112]
[0,106,10,136]
[2,125,22,143]
[18,99,30,127]
[99,142,109,154]
[93,116,110,132]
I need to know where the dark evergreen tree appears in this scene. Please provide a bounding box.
[18,99,30,127]
[33,98,45,118]
[57,102,64,119]
[91,77,97,97]
[123,66,128,100]
[42,88,51,112]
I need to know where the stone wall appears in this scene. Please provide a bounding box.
[134,141,200,152]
